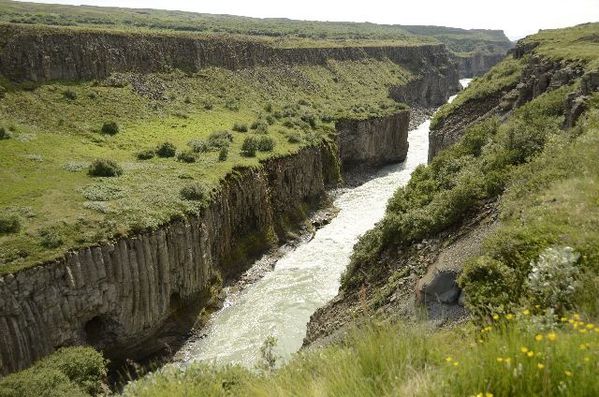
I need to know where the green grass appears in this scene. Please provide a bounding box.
[0,59,411,273]
[119,314,599,397]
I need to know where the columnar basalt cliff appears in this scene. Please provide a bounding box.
[336,111,410,170]
[0,24,455,83]
[454,52,506,77]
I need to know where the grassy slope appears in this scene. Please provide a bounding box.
[0,0,511,52]
[0,58,411,273]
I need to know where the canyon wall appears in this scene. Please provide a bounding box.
[0,23,453,83]
[336,111,410,170]
[454,53,505,77]
[0,112,413,374]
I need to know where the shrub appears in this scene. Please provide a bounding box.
[218,147,228,162]
[264,103,273,112]
[459,256,520,315]
[0,346,107,397]
[0,214,21,234]
[39,227,64,249]
[232,123,248,132]
[88,159,123,177]
[241,136,258,157]
[250,120,268,134]
[62,89,77,100]
[286,132,302,144]
[188,139,208,153]
[177,150,198,163]
[0,126,10,140]
[100,121,119,135]
[203,102,214,110]
[207,131,233,150]
[526,247,581,311]
[257,136,275,152]
[136,149,155,160]
[156,142,176,158]
[265,115,275,125]
[225,100,240,111]
[180,183,208,201]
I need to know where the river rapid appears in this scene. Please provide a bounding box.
[174,79,472,368]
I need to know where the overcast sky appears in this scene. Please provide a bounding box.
[16,0,599,40]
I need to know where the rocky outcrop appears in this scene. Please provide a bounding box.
[336,111,410,170]
[0,108,412,375]
[428,45,588,161]
[0,23,457,83]
[390,64,460,107]
[454,52,506,77]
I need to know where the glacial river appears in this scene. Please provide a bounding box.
[176,79,472,368]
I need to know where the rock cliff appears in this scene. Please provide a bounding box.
[454,52,506,77]
[0,23,454,83]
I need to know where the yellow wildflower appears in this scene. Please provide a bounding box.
[520,347,529,353]
[573,313,581,320]
[505,357,512,364]
[579,329,588,334]
[586,323,594,329]
[560,317,568,322]
[547,332,557,341]
[579,343,588,350]
[486,394,493,397]
[492,314,500,321]
[446,356,453,363]
[527,351,535,357]
[522,309,530,315]
[537,363,545,369]
[535,334,544,341]
[496,357,504,363]
[564,370,573,377]
[453,361,459,367]
[506,314,514,320]
[584,356,590,363]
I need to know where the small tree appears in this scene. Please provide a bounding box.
[101,122,119,135]
[62,89,77,100]
[88,159,123,177]
[156,142,177,158]
[241,136,258,157]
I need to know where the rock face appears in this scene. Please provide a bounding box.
[454,52,506,77]
[336,111,410,170]
[428,44,589,161]
[0,24,455,83]
[0,110,414,375]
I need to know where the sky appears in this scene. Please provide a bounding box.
[16,0,599,40]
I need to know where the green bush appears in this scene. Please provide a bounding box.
[136,149,155,160]
[250,120,268,134]
[0,214,21,234]
[100,121,119,135]
[225,100,240,111]
[187,139,208,153]
[156,142,176,158]
[459,256,520,315]
[88,159,123,177]
[180,183,208,201]
[62,89,77,100]
[0,126,11,140]
[0,346,107,397]
[203,102,214,110]
[176,150,198,163]
[207,131,233,150]
[39,227,64,249]
[286,131,302,143]
[232,122,248,132]
[218,147,228,162]
[257,136,275,152]
[241,136,258,157]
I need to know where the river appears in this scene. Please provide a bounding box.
[175,79,472,368]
